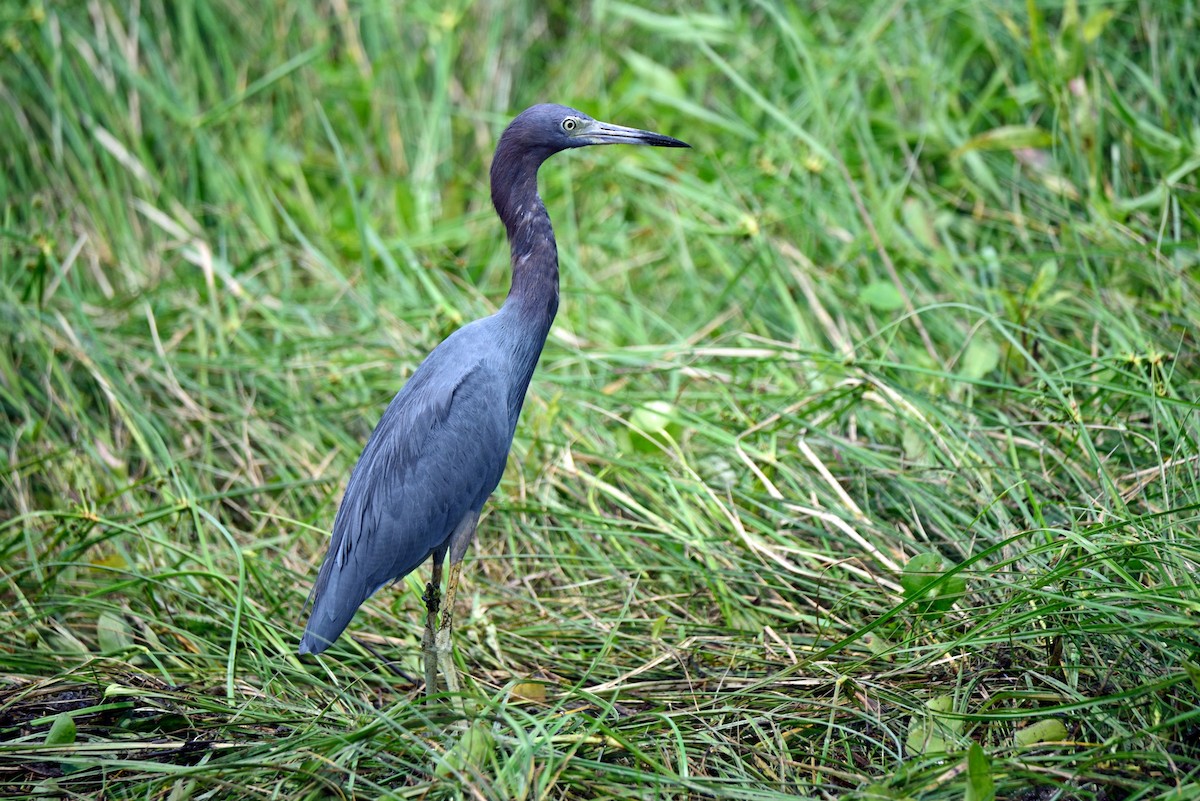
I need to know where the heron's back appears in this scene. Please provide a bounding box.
[299,321,523,654]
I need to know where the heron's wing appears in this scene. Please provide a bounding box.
[299,354,511,654]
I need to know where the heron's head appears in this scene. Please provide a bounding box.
[502,104,690,156]
[491,104,688,227]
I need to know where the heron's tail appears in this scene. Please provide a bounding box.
[297,560,375,654]
[298,607,353,655]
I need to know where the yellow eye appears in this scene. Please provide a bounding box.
[562,118,577,131]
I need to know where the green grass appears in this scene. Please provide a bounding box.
[2,0,1199,798]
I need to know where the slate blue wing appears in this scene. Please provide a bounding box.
[299,354,511,654]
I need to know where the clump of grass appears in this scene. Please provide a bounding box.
[2,0,1198,798]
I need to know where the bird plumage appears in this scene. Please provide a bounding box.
[299,316,541,654]
[300,103,687,656]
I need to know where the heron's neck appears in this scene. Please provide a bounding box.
[492,147,560,334]
[503,203,559,328]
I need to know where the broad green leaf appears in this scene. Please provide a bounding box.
[901,425,930,464]
[97,611,134,655]
[929,573,968,614]
[629,401,681,452]
[860,281,905,312]
[900,553,944,596]
[966,743,995,801]
[906,694,962,756]
[45,713,77,747]
[511,682,546,702]
[1083,9,1117,42]
[901,554,967,618]
[1014,719,1069,746]
[862,632,896,659]
[960,337,1000,381]
[436,722,496,777]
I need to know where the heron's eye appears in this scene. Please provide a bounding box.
[562,118,578,132]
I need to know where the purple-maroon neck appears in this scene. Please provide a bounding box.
[491,135,560,333]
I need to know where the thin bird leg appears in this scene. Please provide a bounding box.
[435,560,464,700]
[422,555,443,701]
[432,511,477,712]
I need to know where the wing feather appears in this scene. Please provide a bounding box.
[299,346,511,654]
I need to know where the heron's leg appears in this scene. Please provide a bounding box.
[436,560,464,698]
[422,553,444,701]
[435,511,479,707]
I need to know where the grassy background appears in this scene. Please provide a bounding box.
[2,0,1199,798]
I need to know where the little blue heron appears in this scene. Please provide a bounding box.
[298,104,688,698]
